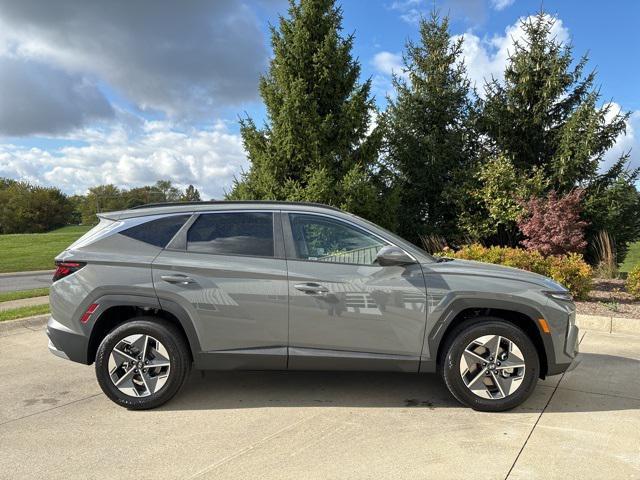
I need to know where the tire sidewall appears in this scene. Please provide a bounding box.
[95,317,190,410]
[442,318,540,412]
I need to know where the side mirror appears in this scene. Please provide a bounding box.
[375,245,416,267]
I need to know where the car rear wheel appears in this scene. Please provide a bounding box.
[441,318,539,412]
[95,317,191,410]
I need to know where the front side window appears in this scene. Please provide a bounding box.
[187,212,274,257]
[289,214,387,265]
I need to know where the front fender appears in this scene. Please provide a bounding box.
[419,294,554,374]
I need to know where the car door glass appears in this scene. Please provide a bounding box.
[187,212,274,257]
[289,214,387,265]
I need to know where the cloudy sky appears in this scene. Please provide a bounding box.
[0,0,638,198]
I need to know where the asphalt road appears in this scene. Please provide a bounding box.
[0,270,53,293]
[1,321,639,479]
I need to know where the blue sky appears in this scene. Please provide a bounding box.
[0,0,638,198]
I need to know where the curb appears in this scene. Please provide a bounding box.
[576,313,640,335]
[0,270,54,278]
[0,313,49,336]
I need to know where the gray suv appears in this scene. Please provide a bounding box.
[47,201,579,411]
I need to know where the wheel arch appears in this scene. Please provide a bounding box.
[86,295,201,364]
[428,299,553,378]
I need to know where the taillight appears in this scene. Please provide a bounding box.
[52,261,86,282]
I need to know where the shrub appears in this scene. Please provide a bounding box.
[547,253,593,300]
[593,230,617,279]
[438,244,593,299]
[518,190,588,256]
[627,265,640,300]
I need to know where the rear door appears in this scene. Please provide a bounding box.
[152,210,289,370]
[283,212,428,372]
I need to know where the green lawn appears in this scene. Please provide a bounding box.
[620,241,640,273]
[0,304,50,322]
[0,225,92,273]
[0,288,50,303]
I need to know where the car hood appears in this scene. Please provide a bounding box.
[424,258,567,291]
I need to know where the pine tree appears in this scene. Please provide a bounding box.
[480,12,628,191]
[477,12,639,257]
[182,185,201,202]
[383,12,476,244]
[227,0,384,223]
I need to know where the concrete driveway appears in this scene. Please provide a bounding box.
[1,323,638,480]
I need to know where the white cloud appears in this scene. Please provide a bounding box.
[456,15,569,94]
[490,0,515,11]
[372,51,404,77]
[0,116,248,199]
[601,103,640,173]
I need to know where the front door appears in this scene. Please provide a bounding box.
[152,210,288,370]
[283,212,428,372]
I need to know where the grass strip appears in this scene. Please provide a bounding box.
[0,288,50,303]
[0,304,50,322]
[620,241,640,274]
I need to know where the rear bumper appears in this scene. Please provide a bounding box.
[46,316,89,364]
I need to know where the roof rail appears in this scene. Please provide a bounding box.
[129,200,342,211]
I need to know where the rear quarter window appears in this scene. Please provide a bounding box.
[120,215,191,248]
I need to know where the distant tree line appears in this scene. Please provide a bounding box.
[229,1,640,264]
[0,179,201,233]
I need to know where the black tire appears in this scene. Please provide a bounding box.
[95,317,191,410]
[441,317,539,412]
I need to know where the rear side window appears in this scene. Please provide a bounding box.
[187,212,274,257]
[120,215,191,248]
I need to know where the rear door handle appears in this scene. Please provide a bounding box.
[294,283,329,295]
[161,274,196,285]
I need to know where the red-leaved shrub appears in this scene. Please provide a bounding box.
[518,190,588,256]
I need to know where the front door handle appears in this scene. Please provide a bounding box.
[161,274,196,285]
[294,283,329,295]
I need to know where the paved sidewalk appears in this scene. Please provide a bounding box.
[1,322,639,479]
[0,295,49,312]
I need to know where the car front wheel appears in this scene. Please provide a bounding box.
[441,318,540,412]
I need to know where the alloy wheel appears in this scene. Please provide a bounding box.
[459,334,526,400]
[108,334,171,397]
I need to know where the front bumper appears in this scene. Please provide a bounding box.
[46,316,89,364]
[547,317,580,376]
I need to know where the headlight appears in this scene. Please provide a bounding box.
[544,291,573,302]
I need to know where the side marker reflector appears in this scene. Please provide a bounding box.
[538,318,551,334]
[80,303,99,324]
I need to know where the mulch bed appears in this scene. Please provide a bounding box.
[575,278,640,319]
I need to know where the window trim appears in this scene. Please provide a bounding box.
[178,209,284,259]
[282,211,417,266]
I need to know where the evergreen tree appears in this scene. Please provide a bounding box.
[475,12,639,257]
[383,12,476,244]
[228,0,384,223]
[182,185,202,202]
